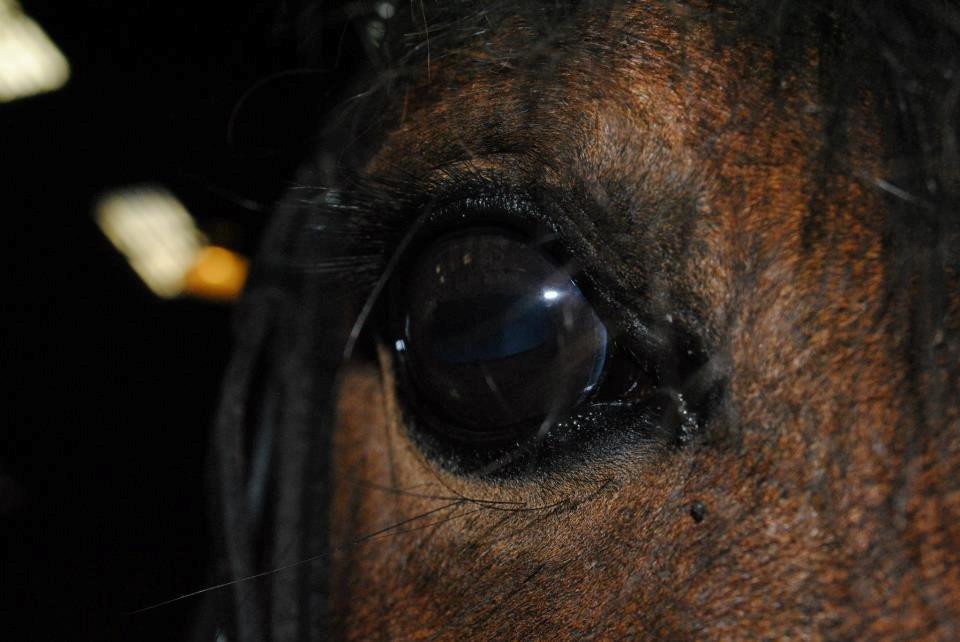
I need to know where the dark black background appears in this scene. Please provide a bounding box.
[2,2,356,639]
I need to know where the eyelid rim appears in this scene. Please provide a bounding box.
[361,168,719,477]
[370,164,703,366]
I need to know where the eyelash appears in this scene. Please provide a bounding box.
[266,170,718,477]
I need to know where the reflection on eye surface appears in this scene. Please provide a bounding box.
[389,228,608,448]
[194,1,960,640]
[382,220,716,475]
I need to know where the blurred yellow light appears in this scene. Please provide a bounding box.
[95,186,205,298]
[183,246,248,302]
[0,0,70,103]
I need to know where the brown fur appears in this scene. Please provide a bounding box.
[327,3,959,639]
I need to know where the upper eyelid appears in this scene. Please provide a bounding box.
[277,156,695,351]
[363,169,671,352]
[340,154,628,294]
[384,162,709,355]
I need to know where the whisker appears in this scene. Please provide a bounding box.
[129,554,331,615]
[355,505,487,543]
[476,478,613,513]
[351,500,465,542]
[342,212,428,362]
[130,501,463,614]
[226,67,334,146]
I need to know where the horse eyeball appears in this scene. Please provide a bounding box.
[391,229,608,447]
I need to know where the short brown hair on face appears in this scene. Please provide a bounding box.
[209,2,959,640]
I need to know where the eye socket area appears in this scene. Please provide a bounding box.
[378,203,717,476]
[392,228,609,447]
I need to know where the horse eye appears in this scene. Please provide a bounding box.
[389,228,609,450]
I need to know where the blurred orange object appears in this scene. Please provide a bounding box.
[183,246,248,302]
[96,186,249,303]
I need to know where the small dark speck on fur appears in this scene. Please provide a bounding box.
[690,501,706,523]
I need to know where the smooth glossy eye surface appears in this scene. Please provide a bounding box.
[392,229,608,446]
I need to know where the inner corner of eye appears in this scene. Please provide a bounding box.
[386,227,610,450]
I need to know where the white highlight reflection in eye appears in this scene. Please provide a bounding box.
[542,289,560,301]
[395,339,407,352]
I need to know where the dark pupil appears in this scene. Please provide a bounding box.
[398,230,607,441]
